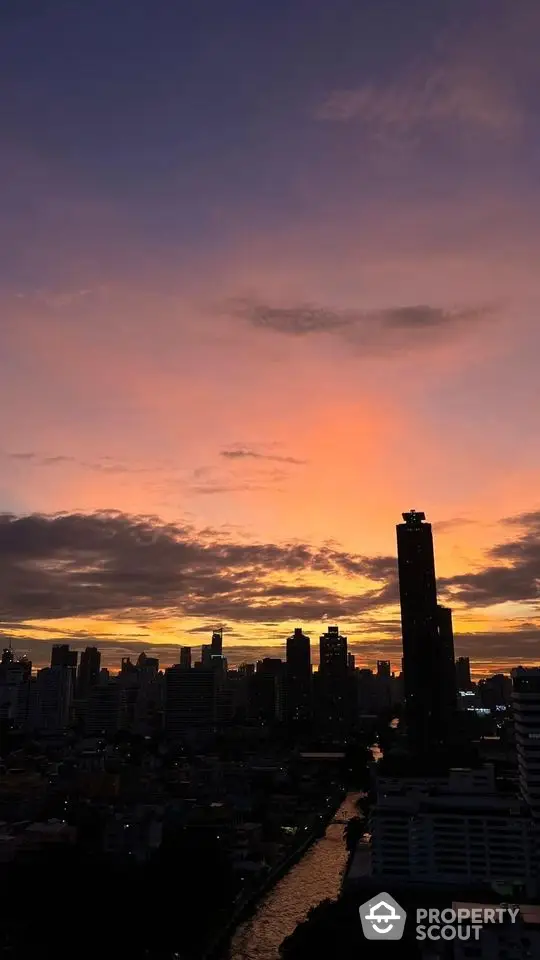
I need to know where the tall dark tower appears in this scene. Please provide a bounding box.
[51,644,78,694]
[316,626,350,737]
[436,604,457,728]
[211,627,223,658]
[76,647,101,699]
[319,626,347,674]
[286,628,312,726]
[455,656,472,691]
[396,510,451,754]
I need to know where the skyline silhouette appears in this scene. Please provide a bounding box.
[1,507,538,674]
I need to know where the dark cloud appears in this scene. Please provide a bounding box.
[382,306,478,328]
[232,302,350,336]
[227,298,492,348]
[0,511,396,624]
[189,482,282,496]
[221,448,306,466]
[500,510,540,530]
[439,509,540,607]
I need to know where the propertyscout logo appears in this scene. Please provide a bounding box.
[359,894,520,942]
[359,893,406,940]
[416,905,520,942]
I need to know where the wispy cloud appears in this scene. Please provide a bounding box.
[221,447,306,466]
[15,288,101,308]
[227,298,492,348]
[3,451,156,475]
[315,60,523,139]
[433,517,478,534]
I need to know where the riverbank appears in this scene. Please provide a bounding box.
[224,792,360,960]
[201,789,346,960]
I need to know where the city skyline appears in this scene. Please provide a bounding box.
[2,1,540,673]
[1,504,539,676]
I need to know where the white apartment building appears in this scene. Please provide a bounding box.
[512,667,540,821]
[370,766,535,893]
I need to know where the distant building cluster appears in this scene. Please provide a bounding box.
[0,625,404,741]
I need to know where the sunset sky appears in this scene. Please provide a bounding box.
[1,0,540,675]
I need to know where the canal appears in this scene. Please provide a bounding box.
[227,792,361,960]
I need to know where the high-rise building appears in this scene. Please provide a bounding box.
[211,628,223,658]
[164,666,215,738]
[436,604,457,728]
[456,656,472,691]
[249,659,284,724]
[479,673,512,710]
[34,666,73,731]
[0,649,32,728]
[286,628,312,726]
[512,667,540,821]
[76,647,101,699]
[316,626,350,737]
[377,660,391,678]
[51,644,78,693]
[51,644,77,669]
[396,510,454,753]
[179,647,192,670]
[319,625,347,673]
[85,681,127,735]
[201,644,212,667]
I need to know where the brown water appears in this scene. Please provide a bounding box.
[228,792,360,960]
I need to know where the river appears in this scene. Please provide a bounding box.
[227,792,361,960]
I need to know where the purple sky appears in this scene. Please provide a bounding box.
[1,0,540,673]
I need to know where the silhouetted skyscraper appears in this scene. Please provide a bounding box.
[201,644,212,667]
[286,628,312,726]
[316,626,350,737]
[165,665,215,738]
[85,681,126,736]
[456,656,472,690]
[76,646,101,699]
[211,628,223,658]
[397,510,454,753]
[319,626,347,674]
[35,666,73,731]
[51,644,77,669]
[51,644,78,695]
[436,604,457,724]
[249,658,284,723]
[377,660,391,678]
[180,646,192,670]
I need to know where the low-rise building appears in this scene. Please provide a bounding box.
[452,902,540,960]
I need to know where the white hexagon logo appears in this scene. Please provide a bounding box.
[359,892,407,940]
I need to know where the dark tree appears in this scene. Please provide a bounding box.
[280,895,422,960]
